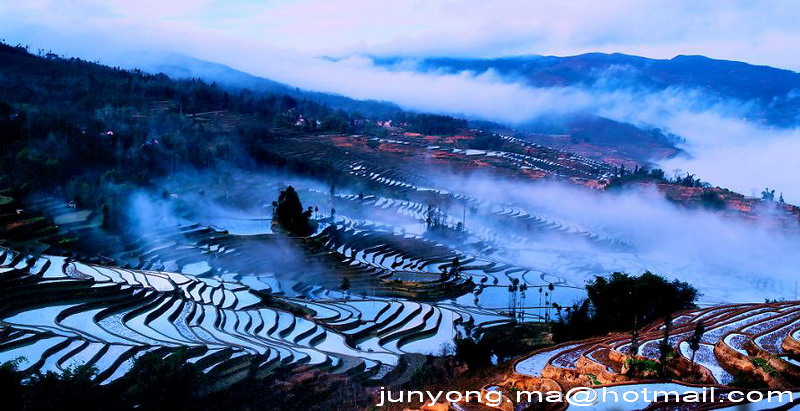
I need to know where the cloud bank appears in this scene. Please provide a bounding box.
[5,0,800,69]
[443,174,800,304]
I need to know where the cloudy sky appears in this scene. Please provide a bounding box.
[3,0,800,202]
[2,0,800,69]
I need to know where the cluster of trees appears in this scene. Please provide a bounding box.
[0,41,450,224]
[699,190,726,210]
[606,164,715,188]
[548,271,702,380]
[553,271,699,341]
[606,163,787,211]
[449,272,699,375]
[606,164,667,188]
[761,187,785,203]
[466,130,507,151]
[607,165,739,211]
[440,257,462,281]
[396,113,467,135]
[673,172,707,187]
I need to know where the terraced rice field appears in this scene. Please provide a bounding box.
[512,302,800,388]
[0,138,604,384]
[2,132,799,391]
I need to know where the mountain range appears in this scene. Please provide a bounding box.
[125,51,800,165]
[373,53,800,126]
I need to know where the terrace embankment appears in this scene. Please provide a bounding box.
[450,301,800,410]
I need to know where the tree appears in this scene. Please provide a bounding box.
[552,300,593,341]
[448,257,461,279]
[658,314,673,377]
[120,350,200,409]
[761,188,776,201]
[339,277,351,293]
[688,321,705,377]
[507,279,519,320]
[0,358,24,410]
[274,185,315,236]
[25,363,109,411]
[627,327,640,377]
[629,327,640,357]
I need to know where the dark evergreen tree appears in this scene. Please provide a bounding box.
[275,186,315,236]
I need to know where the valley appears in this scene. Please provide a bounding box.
[0,31,799,410]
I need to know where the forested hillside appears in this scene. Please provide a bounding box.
[0,42,466,215]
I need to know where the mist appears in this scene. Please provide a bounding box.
[309,62,800,204]
[435,173,800,304]
[116,166,340,285]
[125,52,799,204]
[5,0,800,205]
[116,158,800,305]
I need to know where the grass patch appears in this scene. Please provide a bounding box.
[749,357,779,377]
[627,359,659,372]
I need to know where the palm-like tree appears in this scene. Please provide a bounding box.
[688,321,705,377]
[658,314,673,378]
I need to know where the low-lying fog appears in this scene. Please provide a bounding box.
[124,166,800,305]
[449,174,800,304]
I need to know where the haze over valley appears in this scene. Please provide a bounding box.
[2,2,800,410]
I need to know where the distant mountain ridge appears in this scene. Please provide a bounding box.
[122,52,402,118]
[130,51,800,127]
[122,51,800,164]
[373,53,800,126]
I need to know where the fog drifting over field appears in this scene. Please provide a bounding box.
[121,165,800,304]
[448,174,800,304]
